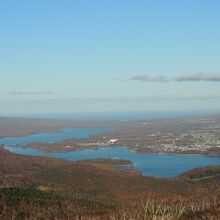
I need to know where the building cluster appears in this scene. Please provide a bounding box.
[79,139,119,147]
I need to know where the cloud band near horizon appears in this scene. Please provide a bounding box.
[129,73,220,82]
[9,91,54,95]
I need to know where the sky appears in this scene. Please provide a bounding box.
[0,0,220,116]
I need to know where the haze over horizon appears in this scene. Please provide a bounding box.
[1,0,220,115]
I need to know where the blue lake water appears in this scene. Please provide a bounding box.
[0,128,108,146]
[1,128,220,178]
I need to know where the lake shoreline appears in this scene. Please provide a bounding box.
[11,140,220,157]
[3,143,220,177]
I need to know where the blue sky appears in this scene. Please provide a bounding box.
[1,0,220,115]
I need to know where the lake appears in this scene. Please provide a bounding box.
[1,128,220,178]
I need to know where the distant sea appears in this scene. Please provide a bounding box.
[7,110,220,121]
